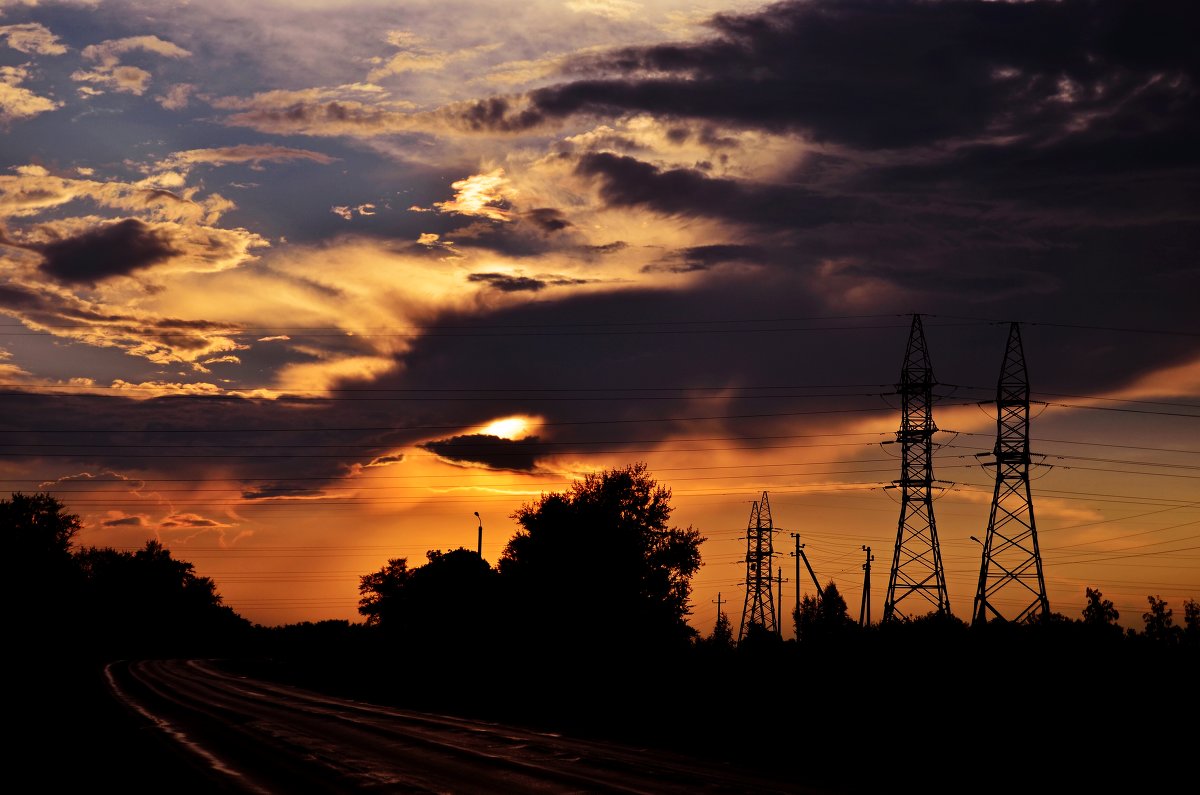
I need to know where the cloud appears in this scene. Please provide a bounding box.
[72,35,191,96]
[420,433,545,472]
[406,0,1200,158]
[366,453,405,468]
[333,202,376,220]
[0,166,242,225]
[642,243,766,273]
[0,65,60,124]
[159,512,233,529]
[575,151,858,228]
[0,22,67,55]
[367,30,500,82]
[433,168,517,221]
[102,515,146,528]
[156,82,194,110]
[566,0,641,21]
[522,207,572,233]
[156,144,337,172]
[467,271,595,293]
[34,217,177,283]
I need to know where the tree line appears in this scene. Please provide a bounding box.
[7,461,1198,665]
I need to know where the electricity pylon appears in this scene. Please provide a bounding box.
[738,492,778,642]
[972,322,1049,624]
[883,314,950,622]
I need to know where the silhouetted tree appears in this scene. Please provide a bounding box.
[77,540,246,656]
[358,548,498,655]
[1142,595,1181,644]
[696,610,734,651]
[358,557,412,627]
[794,580,855,643]
[4,492,83,633]
[1081,586,1122,638]
[498,462,704,654]
[1183,599,1200,648]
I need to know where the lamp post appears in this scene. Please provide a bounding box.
[474,511,482,558]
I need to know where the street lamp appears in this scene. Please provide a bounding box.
[474,511,482,558]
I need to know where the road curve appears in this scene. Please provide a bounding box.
[106,659,817,795]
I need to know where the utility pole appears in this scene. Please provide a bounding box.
[883,313,950,622]
[738,492,778,642]
[774,566,788,638]
[859,545,875,626]
[711,592,731,646]
[790,533,802,623]
[973,322,1049,625]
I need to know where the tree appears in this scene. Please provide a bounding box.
[358,557,412,627]
[358,548,498,653]
[698,610,734,651]
[794,580,855,643]
[3,492,83,632]
[1183,599,1199,648]
[77,539,246,655]
[1141,595,1181,644]
[1081,587,1121,636]
[498,463,704,652]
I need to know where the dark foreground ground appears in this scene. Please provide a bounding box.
[20,634,1197,795]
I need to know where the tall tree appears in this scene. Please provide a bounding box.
[1081,586,1121,636]
[1183,599,1199,648]
[3,492,83,632]
[499,463,704,652]
[794,580,855,643]
[77,540,245,656]
[1142,595,1181,644]
[359,548,497,652]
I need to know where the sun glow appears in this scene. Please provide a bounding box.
[475,414,541,440]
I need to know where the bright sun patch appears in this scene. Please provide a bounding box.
[475,414,541,439]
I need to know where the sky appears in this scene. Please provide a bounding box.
[1,0,1197,634]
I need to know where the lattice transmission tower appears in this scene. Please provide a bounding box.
[972,322,1049,624]
[882,314,950,622]
[738,491,778,641]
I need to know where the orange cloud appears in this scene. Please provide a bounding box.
[72,35,190,96]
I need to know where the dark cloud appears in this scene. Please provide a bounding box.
[101,516,146,527]
[474,0,1200,152]
[467,272,595,293]
[643,244,767,273]
[419,433,544,472]
[36,218,179,284]
[241,485,329,500]
[582,241,627,255]
[467,273,549,293]
[522,207,572,233]
[575,151,864,228]
[160,514,223,528]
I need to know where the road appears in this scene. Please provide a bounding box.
[106,659,820,794]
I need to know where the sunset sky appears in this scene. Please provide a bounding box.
[1,0,1196,635]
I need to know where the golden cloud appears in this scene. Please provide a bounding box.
[0,65,60,124]
[71,35,190,96]
[0,22,67,55]
[433,168,517,221]
[155,144,338,172]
